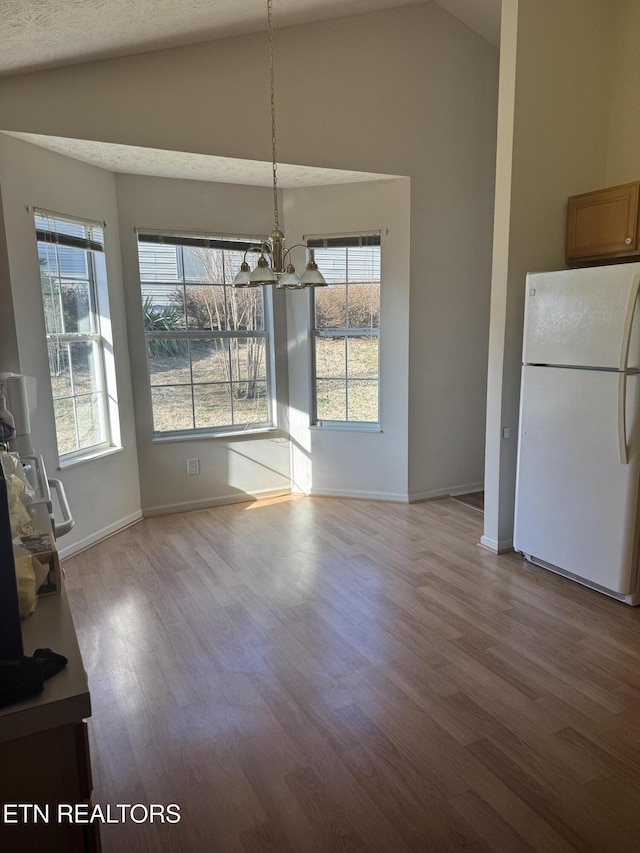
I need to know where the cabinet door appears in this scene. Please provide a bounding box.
[566,182,639,262]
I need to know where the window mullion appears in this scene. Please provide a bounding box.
[66,337,80,452]
[189,341,196,430]
[344,335,349,421]
[94,340,109,445]
[71,397,81,452]
[55,247,64,340]
[344,247,350,421]
[143,330,266,339]
[48,332,101,343]
[228,336,234,425]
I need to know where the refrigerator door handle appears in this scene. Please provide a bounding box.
[619,273,640,371]
[619,275,640,465]
[619,373,629,464]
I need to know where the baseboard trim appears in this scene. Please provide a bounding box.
[479,535,514,554]
[408,488,450,502]
[304,487,409,503]
[58,511,143,560]
[142,487,292,517]
[449,482,484,497]
[408,481,484,503]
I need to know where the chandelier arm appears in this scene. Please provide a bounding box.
[241,243,272,263]
[281,244,307,266]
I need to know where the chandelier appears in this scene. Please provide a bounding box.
[233,0,326,290]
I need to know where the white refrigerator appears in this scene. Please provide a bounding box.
[514,263,640,605]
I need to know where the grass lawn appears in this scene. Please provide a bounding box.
[50,335,379,447]
[314,336,379,422]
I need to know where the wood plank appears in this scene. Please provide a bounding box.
[60,495,640,852]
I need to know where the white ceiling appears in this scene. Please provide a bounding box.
[0,0,500,77]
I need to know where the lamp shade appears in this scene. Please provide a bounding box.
[250,255,277,285]
[300,254,327,288]
[277,264,301,289]
[233,261,252,287]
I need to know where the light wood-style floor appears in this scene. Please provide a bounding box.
[64,495,640,852]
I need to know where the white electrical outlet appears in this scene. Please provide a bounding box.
[187,458,200,476]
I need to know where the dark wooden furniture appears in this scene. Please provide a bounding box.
[0,580,100,851]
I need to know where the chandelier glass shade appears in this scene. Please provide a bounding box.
[232,0,326,290]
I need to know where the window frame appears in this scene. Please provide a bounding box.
[309,235,381,429]
[36,211,114,463]
[136,231,277,439]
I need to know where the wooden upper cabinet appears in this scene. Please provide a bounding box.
[566,181,640,264]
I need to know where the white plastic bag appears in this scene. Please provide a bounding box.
[1,451,37,538]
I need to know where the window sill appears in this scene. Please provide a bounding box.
[58,445,123,470]
[151,426,279,443]
[310,423,382,433]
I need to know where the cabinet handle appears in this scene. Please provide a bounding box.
[626,237,633,245]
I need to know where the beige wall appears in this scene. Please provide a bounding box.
[0,186,19,372]
[0,133,141,554]
[606,0,640,185]
[483,0,614,550]
[285,179,411,500]
[0,3,499,502]
[115,173,292,514]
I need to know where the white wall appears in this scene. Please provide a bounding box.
[606,0,640,185]
[0,3,499,502]
[115,173,292,514]
[483,0,614,551]
[0,133,141,554]
[0,186,19,372]
[285,179,411,500]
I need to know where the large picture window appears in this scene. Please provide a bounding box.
[311,236,380,425]
[137,233,274,436]
[36,212,112,459]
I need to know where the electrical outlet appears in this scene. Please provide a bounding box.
[187,458,200,476]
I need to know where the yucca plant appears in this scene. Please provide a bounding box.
[142,297,187,357]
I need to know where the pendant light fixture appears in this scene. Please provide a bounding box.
[233,0,327,291]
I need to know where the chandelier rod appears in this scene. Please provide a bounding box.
[267,0,279,233]
[231,0,326,288]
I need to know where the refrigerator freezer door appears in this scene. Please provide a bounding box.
[514,365,640,595]
[523,264,640,369]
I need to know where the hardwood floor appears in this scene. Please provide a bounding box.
[63,495,640,852]
[451,492,484,512]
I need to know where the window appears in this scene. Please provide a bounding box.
[136,233,274,436]
[36,212,113,459]
[311,235,381,425]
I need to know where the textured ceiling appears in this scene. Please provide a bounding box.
[0,0,426,76]
[2,132,399,188]
[0,0,500,77]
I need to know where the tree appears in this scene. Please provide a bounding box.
[176,248,266,401]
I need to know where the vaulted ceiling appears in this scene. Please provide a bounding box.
[0,0,500,77]
[0,0,500,186]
